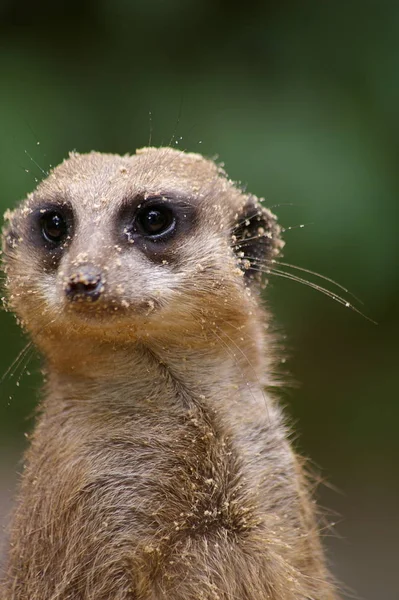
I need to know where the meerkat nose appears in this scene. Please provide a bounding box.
[65,264,104,303]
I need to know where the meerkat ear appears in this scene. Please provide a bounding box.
[231,196,284,286]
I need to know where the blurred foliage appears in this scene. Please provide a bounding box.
[0,1,398,598]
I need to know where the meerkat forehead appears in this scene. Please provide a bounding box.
[31,147,240,218]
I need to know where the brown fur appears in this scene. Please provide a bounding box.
[1,148,337,599]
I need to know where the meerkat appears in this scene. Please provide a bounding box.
[0,147,338,599]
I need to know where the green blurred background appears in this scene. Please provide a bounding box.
[0,1,398,597]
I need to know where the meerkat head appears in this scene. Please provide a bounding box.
[1,147,284,350]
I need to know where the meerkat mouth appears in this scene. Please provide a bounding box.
[62,292,161,327]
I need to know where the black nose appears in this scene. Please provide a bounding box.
[65,264,103,302]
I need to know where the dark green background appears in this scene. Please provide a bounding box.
[0,1,398,598]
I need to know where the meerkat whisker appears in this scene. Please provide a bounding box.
[250,264,376,323]
[239,255,364,306]
[273,260,364,305]
[24,149,49,178]
[233,224,311,247]
[0,341,33,386]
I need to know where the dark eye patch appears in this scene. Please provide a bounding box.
[26,202,75,267]
[119,194,197,263]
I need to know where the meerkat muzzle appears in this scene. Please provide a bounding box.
[65,264,104,302]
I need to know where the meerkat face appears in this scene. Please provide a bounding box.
[1,148,283,346]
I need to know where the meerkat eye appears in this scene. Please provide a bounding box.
[135,204,175,238]
[40,210,68,244]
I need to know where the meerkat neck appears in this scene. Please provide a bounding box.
[41,323,268,419]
